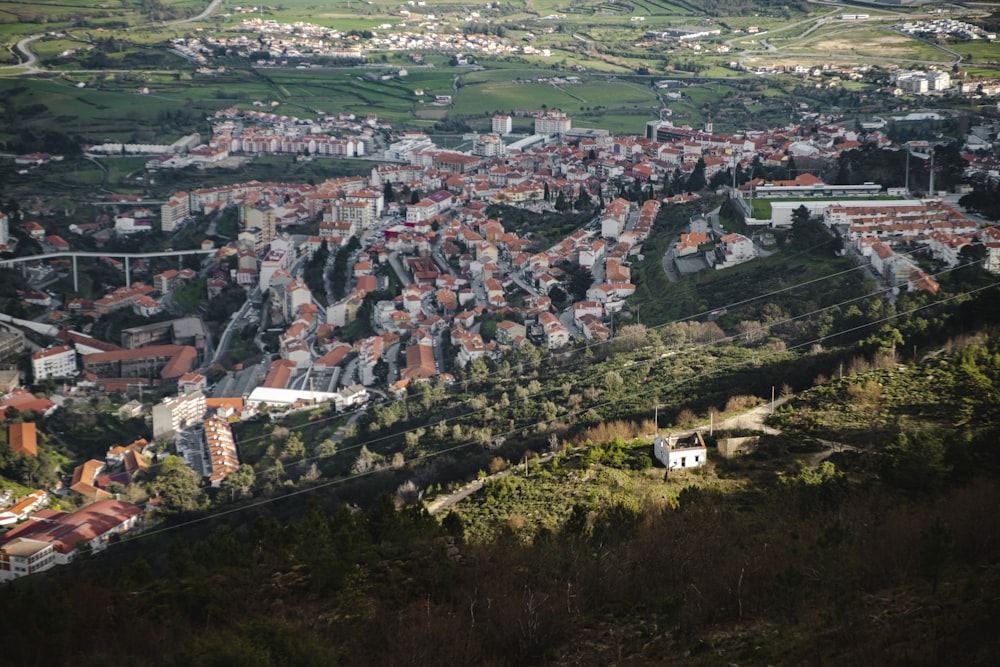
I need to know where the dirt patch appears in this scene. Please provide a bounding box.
[198,156,252,169]
[414,108,448,119]
[807,33,912,53]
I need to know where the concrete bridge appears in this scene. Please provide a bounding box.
[0,249,216,292]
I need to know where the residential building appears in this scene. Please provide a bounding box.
[473,134,506,158]
[0,490,48,527]
[534,110,571,136]
[152,390,207,439]
[0,368,18,394]
[161,192,190,233]
[69,459,111,501]
[653,432,707,471]
[0,538,56,582]
[0,499,142,567]
[204,415,240,486]
[715,233,757,269]
[492,114,513,135]
[0,328,25,361]
[82,345,197,388]
[983,226,1000,274]
[402,343,437,381]
[31,345,77,381]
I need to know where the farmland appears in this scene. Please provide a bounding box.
[0,0,996,149]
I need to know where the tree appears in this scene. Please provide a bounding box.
[918,517,955,593]
[548,285,568,306]
[554,190,569,211]
[610,323,649,354]
[880,431,952,495]
[154,456,202,513]
[352,445,379,474]
[282,432,306,463]
[603,370,625,394]
[219,463,256,501]
[468,357,489,382]
[315,439,338,459]
[687,158,707,192]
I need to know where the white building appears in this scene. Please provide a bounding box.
[894,70,951,94]
[492,114,513,135]
[32,345,77,381]
[161,192,190,233]
[0,211,9,246]
[534,110,571,136]
[0,538,57,582]
[259,248,292,290]
[152,390,206,439]
[715,233,757,269]
[472,134,506,158]
[653,433,707,471]
[982,226,1000,274]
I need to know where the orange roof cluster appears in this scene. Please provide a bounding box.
[0,499,141,555]
[205,415,240,484]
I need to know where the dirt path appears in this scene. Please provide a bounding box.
[426,399,791,516]
[698,397,789,435]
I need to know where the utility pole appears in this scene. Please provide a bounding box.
[928,148,935,197]
[771,385,775,414]
[905,148,910,194]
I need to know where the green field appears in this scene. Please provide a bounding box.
[0,0,990,150]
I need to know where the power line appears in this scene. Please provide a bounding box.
[234,255,988,483]
[114,275,1000,549]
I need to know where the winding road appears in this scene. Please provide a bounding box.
[1,0,224,76]
[728,4,965,70]
[2,34,42,73]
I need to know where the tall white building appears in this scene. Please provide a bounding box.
[473,134,506,158]
[0,211,9,247]
[534,110,571,136]
[160,192,190,233]
[492,114,513,135]
[152,390,206,439]
[895,70,951,93]
[32,345,77,381]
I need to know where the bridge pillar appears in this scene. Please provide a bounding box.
[125,256,131,285]
[73,255,78,293]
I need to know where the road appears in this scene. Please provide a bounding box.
[1,0,224,76]
[1,35,43,73]
[209,298,255,366]
[425,450,559,516]
[729,4,964,70]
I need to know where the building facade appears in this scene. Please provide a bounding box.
[31,345,77,381]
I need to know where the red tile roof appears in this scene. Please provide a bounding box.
[9,422,37,457]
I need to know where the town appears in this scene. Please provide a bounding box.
[3,88,999,579]
[4,0,1000,662]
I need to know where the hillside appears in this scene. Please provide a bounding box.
[3,326,1000,664]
